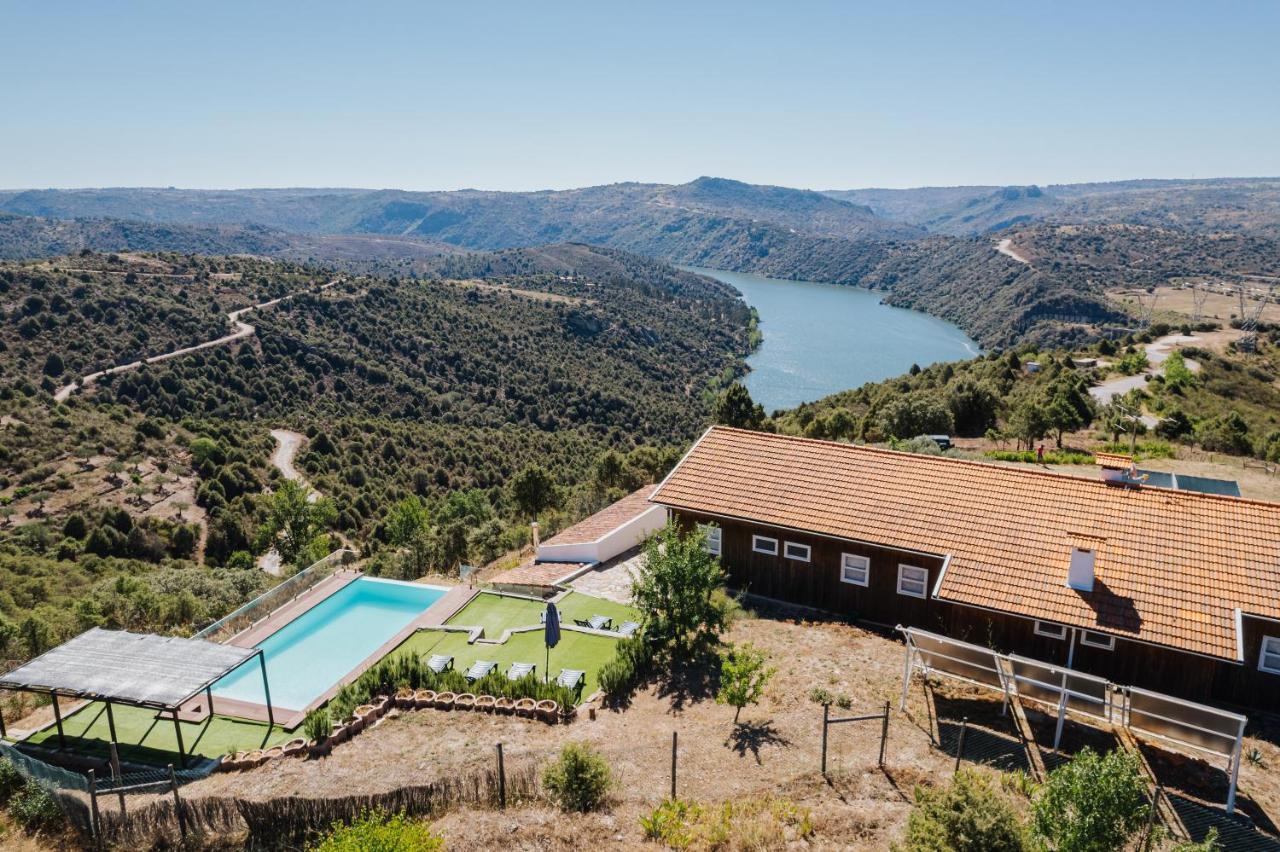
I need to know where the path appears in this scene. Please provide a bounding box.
[995,237,1031,265]
[1089,333,1203,426]
[258,429,322,576]
[53,279,340,402]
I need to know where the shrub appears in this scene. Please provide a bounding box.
[310,809,443,851]
[1031,747,1148,852]
[303,707,332,743]
[640,796,813,849]
[715,643,776,723]
[542,742,614,812]
[8,780,63,833]
[899,769,1026,852]
[0,756,23,801]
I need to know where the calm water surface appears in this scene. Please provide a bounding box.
[687,267,980,412]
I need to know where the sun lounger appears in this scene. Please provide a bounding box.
[557,669,586,691]
[507,662,536,680]
[465,660,497,681]
[427,654,454,673]
[616,621,640,637]
[588,615,613,631]
[574,618,592,628]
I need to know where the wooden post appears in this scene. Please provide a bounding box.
[167,763,186,841]
[953,717,968,772]
[105,700,118,745]
[496,743,506,809]
[51,692,66,750]
[878,701,890,767]
[172,710,187,768]
[1140,785,1162,851]
[1,692,8,739]
[109,741,126,815]
[670,731,678,800]
[88,768,101,848]
[206,685,214,719]
[820,703,829,775]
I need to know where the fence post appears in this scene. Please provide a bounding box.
[878,701,890,768]
[1140,785,1162,851]
[670,731,678,800]
[821,703,829,776]
[953,717,968,772]
[88,768,101,849]
[109,741,126,815]
[167,764,186,841]
[496,743,506,809]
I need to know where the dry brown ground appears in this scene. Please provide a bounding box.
[166,612,1280,850]
[1111,285,1280,326]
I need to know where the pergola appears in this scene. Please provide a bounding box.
[0,627,273,766]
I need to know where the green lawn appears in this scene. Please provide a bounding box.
[24,701,289,766]
[394,626,620,699]
[448,590,638,637]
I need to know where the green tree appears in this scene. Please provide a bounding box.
[385,496,433,576]
[42,352,65,377]
[311,810,443,851]
[948,379,1001,437]
[1162,350,1196,392]
[1195,410,1252,456]
[631,521,729,658]
[19,615,52,656]
[511,464,558,519]
[716,643,776,724]
[1156,409,1193,441]
[878,391,954,439]
[822,408,857,441]
[1031,747,1149,852]
[262,479,336,567]
[1008,400,1050,450]
[0,614,17,656]
[900,769,1026,852]
[714,382,767,431]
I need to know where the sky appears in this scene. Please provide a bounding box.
[3,1,1278,192]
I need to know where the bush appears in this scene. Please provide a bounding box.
[543,742,614,812]
[8,780,63,833]
[1031,747,1148,852]
[899,769,1026,851]
[310,809,443,851]
[598,635,652,702]
[303,707,331,743]
[0,756,23,801]
[641,796,813,848]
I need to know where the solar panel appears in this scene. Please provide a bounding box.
[1136,469,1241,497]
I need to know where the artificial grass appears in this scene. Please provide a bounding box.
[394,626,620,699]
[446,589,639,637]
[24,701,289,766]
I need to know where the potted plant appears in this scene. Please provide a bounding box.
[474,694,497,713]
[374,694,394,716]
[263,745,285,762]
[282,737,309,757]
[535,699,559,723]
[396,687,416,709]
[558,702,577,724]
[494,696,515,714]
[454,692,476,711]
[514,697,537,717]
[434,691,456,710]
[414,688,436,709]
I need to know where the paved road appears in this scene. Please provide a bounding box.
[54,279,340,402]
[1089,333,1202,426]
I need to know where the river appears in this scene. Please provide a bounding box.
[687,267,980,413]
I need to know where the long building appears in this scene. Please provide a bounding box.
[652,426,1280,710]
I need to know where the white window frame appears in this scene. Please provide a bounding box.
[896,564,928,599]
[1080,630,1115,650]
[751,534,778,556]
[840,553,870,587]
[783,541,811,562]
[1034,621,1067,640]
[1259,636,1280,675]
[701,524,722,556]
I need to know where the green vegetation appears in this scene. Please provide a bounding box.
[446,590,636,638]
[309,809,443,851]
[542,742,614,812]
[899,769,1026,852]
[640,796,814,850]
[632,522,731,657]
[1030,748,1150,852]
[715,643,776,724]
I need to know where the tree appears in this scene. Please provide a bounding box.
[878,391,954,439]
[1195,411,1252,456]
[948,379,1001,436]
[0,614,17,656]
[42,353,64,377]
[716,643,776,724]
[511,465,558,519]
[1156,409,1193,441]
[822,408,857,441]
[1008,400,1050,450]
[19,615,52,656]
[1162,350,1195,392]
[714,383,767,431]
[1031,747,1149,852]
[385,496,433,576]
[261,479,336,567]
[631,521,729,658]
[901,769,1027,852]
[1045,393,1085,449]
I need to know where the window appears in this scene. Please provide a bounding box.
[751,535,778,556]
[701,524,722,556]
[1034,621,1067,640]
[1080,630,1115,650]
[840,553,870,586]
[1259,636,1280,675]
[783,541,811,562]
[897,564,928,599]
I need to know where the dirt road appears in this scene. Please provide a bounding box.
[1089,333,1202,425]
[995,237,1031,265]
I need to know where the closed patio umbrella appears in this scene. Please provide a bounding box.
[544,602,560,683]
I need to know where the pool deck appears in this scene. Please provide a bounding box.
[177,578,480,730]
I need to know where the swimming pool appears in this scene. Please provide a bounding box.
[211,577,446,712]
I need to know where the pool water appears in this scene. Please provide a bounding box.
[211,577,446,712]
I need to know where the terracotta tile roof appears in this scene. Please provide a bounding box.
[652,427,1280,661]
[543,484,660,547]
[490,560,590,590]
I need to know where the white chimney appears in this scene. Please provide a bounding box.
[1067,546,1096,592]
[531,521,540,552]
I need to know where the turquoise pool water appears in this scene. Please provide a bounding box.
[211,577,446,712]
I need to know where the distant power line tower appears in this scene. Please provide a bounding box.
[1190,282,1211,324]
[1133,291,1159,328]
[1236,284,1273,353]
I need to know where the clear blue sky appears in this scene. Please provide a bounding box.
[3,1,1277,191]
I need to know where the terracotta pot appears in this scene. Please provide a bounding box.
[282,737,308,757]
[375,695,394,715]
[355,704,377,725]
[347,714,366,734]
[494,697,515,715]
[535,699,559,722]
[309,739,333,758]
[454,692,476,711]
[558,703,577,723]
[414,689,436,709]
[262,746,285,762]
[243,750,267,768]
[475,694,497,713]
[217,754,238,772]
[434,691,456,710]
[514,698,537,717]
[332,721,352,742]
[396,687,416,709]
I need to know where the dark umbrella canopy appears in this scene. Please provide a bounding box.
[544,602,561,648]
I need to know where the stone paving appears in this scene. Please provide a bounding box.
[567,547,645,605]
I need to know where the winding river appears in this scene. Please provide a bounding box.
[687,267,980,413]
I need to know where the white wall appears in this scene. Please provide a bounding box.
[536,504,666,565]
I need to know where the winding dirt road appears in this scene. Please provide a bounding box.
[54,279,340,402]
[1089,333,1202,426]
[995,237,1031,265]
